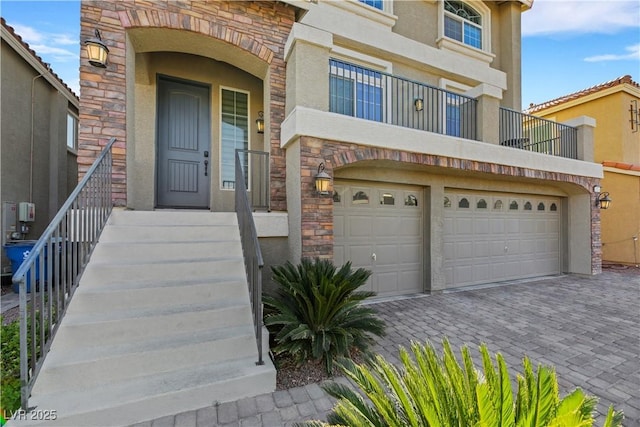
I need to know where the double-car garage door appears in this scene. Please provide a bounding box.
[443,191,561,287]
[334,181,562,296]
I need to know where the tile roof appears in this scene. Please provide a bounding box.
[602,161,640,172]
[1,17,78,100]
[526,75,639,114]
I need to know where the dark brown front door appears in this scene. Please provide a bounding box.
[156,76,211,208]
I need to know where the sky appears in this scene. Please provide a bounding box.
[1,0,639,108]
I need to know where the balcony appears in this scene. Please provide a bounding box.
[329,59,478,141]
[328,59,579,160]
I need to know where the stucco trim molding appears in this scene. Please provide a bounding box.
[281,106,603,179]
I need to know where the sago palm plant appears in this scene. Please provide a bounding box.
[263,258,386,373]
[298,338,623,427]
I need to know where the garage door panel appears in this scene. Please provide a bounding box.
[349,217,373,237]
[376,245,400,266]
[473,241,490,257]
[456,241,474,259]
[376,272,399,294]
[473,218,490,234]
[400,270,422,292]
[400,243,422,264]
[456,217,474,234]
[334,215,345,238]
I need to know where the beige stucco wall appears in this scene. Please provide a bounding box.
[601,170,640,265]
[1,36,78,274]
[129,50,264,211]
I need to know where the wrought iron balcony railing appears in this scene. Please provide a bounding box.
[329,59,478,141]
[500,107,578,159]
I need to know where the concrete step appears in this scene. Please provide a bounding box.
[99,224,240,243]
[26,357,276,426]
[90,240,243,264]
[52,303,253,349]
[68,280,248,314]
[77,258,247,288]
[33,329,258,393]
[108,209,238,226]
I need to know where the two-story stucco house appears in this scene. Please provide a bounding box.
[78,0,601,294]
[15,1,605,424]
[527,75,640,267]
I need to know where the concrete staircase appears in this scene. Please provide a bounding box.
[23,209,275,426]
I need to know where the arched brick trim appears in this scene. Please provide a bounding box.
[116,10,275,64]
[327,144,594,192]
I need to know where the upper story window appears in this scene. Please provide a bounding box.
[67,113,78,151]
[359,0,383,10]
[438,1,493,64]
[444,1,482,49]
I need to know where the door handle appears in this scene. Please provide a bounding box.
[204,159,209,176]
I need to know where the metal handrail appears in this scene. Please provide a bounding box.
[228,149,270,211]
[234,150,264,365]
[329,59,478,140]
[499,107,578,159]
[13,137,116,411]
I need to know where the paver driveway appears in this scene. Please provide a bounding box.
[142,268,639,427]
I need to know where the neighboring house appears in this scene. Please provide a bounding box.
[79,0,602,295]
[0,18,79,280]
[527,75,640,266]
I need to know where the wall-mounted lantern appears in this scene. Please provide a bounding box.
[84,29,109,68]
[596,192,611,210]
[414,98,424,112]
[314,162,331,195]
[256,111,265,134]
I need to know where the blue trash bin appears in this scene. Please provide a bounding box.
[4,241,42,293]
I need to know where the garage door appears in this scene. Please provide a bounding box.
[334,182,424,297]
[443,191,561,287]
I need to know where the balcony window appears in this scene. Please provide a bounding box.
[359,0,383,10]
[330,60,383,122]
[444,1,482,50]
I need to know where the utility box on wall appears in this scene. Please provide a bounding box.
[2,201,18,245]
[18,202,35,222]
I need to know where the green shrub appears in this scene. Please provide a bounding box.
[299,338,623,427]
[1,317,21,413]
[264,258,386,374]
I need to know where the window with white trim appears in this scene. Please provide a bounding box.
[220,88,249,190]
[330,59,384,122]
[444,0,482,49]
[66,113,78,150]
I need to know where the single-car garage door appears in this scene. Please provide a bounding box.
[443,191,561,287]
[334,182,424,297]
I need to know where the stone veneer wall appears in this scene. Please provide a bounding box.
[79,0,294,210]
[298,136,602,275]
